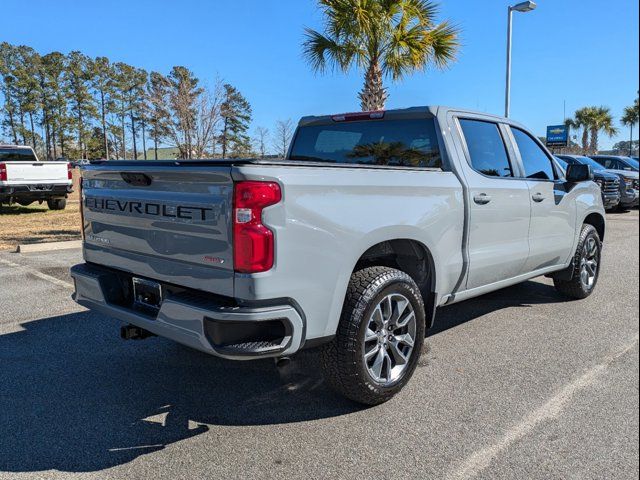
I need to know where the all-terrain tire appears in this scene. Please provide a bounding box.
[320,266,426,405]
[47,198,67,210]
[554,224,602,299]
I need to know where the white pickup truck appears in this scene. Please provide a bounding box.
[0,145,73,211]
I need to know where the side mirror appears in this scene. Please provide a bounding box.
[566,164,593,183]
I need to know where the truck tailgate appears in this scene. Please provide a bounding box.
[81,164,235,297]
[5,161,69,184]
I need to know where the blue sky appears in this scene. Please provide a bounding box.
[3,0,639,149]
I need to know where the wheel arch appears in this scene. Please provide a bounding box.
[352,238,438,329]
[583,212,606,242]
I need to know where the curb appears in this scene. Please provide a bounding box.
[16,240,82,254]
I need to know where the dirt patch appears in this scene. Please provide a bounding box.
[0,170,82,250]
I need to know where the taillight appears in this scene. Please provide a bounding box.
[0,163,7,182]
[233,181,282,273]
[79,176,85,240]
[67,162,73,180]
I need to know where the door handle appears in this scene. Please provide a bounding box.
[532,193,546,203]
[473,193,492,205]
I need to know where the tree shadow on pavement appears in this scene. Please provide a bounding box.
[0,205,48,215]
[0,279,569,474]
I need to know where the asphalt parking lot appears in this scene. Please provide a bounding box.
[0,211,638,480]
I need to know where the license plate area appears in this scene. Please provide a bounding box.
[132,277,163,313]
[29,184,52,191]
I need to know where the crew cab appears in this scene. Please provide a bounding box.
[0,145,73,211]
[71,107,605,405]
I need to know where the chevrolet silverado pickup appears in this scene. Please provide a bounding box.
[71,107,605,405]
[0,145,73,211]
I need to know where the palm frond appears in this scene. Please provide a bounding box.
[424,21,460,69]
[302,28,355,73]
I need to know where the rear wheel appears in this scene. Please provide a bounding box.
[47,198,67,210]
[554,224,601,299]
[321,267,426,405]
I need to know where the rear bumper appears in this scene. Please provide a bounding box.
[70,263,305,360]
[0,183,72,201]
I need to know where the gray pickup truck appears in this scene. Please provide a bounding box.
[71,107,605,405]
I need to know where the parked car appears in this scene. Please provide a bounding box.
[0,145,73,211]
[70,159,91,168]
[590,155,639,172]
[555,155,620,211]
[71,107,605,405]
[557,155,638,210]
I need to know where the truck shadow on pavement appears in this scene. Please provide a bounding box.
[428,279,570,336]
[0,279,567,473]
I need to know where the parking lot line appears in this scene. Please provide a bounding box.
[0,257,73,290]
[446,333,640,480]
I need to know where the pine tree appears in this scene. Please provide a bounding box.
[92,56,114,159]
[147,72,171,160]
[219,84,252,158]
[64,51,96,159]
[42,52,69,158]
[0,42,20,143]
[110,62,135,159]
[13,46,41,149]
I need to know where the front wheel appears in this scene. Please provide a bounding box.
[554,224,602,299]
[321,267,426,405]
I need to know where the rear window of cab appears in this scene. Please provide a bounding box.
[0,148,37,162]
[289,119,442,169]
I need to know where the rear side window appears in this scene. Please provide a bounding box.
[459,119,513,178]
[0,148,37,162]
[511,128,557,180]
[289,119,442,168]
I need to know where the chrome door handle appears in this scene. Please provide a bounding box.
[532,193,546,203]
[473,193,492,205]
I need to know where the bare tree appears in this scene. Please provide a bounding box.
[273,119,294,159]
[254,126,269,158]
[192,80,223,158]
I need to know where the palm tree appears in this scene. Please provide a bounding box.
[621,98,639,156]
[566,107,595,154]
[588,106,618,154]
[303,0,460,111]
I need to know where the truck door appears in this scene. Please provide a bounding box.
[456,118,532,289]
[508,127,577,271]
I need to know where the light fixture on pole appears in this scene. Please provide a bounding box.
[505,1,537,118]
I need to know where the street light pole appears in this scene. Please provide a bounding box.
[505,7,514,118]
[504,1,537,118]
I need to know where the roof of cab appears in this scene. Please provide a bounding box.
[297,106,517,128]
[0,144,33,149]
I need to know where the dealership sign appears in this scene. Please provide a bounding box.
[546,125,570,147]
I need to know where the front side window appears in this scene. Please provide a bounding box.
[289,119,442,168]
[459,119,513,178]
[512,128,556,180]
